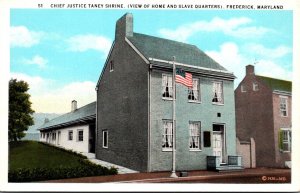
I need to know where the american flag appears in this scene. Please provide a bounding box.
[175,68,193,88]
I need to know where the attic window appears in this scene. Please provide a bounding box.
[253,83,259,91]
[109,61,114,72]
[241,85,246,92]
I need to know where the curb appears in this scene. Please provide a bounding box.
[117,171,290,183]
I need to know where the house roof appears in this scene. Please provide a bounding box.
[127,33,228,71]
[39,101,96,131]
[256,75,292,93]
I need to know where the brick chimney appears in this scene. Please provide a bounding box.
[71,100,77,112]
[246,65,255,75]
[115,13,133,41]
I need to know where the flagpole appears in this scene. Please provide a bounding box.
[170,56,178,178]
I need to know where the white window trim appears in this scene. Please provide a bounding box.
[103,130,108,148]
[68,130,73,141]
[212,81,224,105]
[77,129,84,142]
[280,128,291,152]
[212,123,227,163]
[253,82,259,91]
[189,121,202,151]
[188,78,201,103]
[279,96,288,117]
[162,73,174,100]
[109,61,114,72]
[241,85,246,93]
[162,120,173,151]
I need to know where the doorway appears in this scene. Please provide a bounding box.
[89,124,95,153]
[212,124,226,163]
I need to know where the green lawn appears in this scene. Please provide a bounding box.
[8,141,117,182]
[9,141,85,170]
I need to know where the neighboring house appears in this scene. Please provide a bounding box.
[39,100,96,154]
[96,13,239,172]
[235,65,292,168]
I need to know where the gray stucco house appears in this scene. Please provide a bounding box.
[96,13,239,172]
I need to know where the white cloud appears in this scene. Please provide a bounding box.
[32,81,96,113]
[10,72,47,93]
[67,34,112,55]
[205,42,292,87]
[206,42,247,86]
[255,60,292,81]
[159,17,271,42]
[10,72,96,113]
[10,26,44,47]
[22,55,48,68]
[245,44,292,59]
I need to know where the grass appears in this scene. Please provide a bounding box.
[9,141,85,170]
[8,141,118,182]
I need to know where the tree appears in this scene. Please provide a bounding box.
[9,79,34,141]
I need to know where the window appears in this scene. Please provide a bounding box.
[189,122,201,150]
[279,129,291,152]
[68,130,73,141]
[52,133,56,141]
[188,78,200,102]
[280,96,288,117]
[162,120,173,150]
[109,61,114,72]
[77,130,83,141]
[103,130,108,148]
[162,74,173,99]
[212,81,223,104]
[253,83,259,91]
[241,85,246,92]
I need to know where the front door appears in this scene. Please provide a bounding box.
[213,132,223,161]
[212,124,226,163]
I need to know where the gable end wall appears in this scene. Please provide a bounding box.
[96,38,149,172]
[235,74,276,167]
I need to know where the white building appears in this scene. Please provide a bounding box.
[39,100,96,154]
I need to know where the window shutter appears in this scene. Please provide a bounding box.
[278,129,283,151]
[203,131,211,147]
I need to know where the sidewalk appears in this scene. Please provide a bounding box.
[81,153,138,174]
[46,168,291,183]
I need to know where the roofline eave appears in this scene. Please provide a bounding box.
[96,41,116,89]
[149,57,236,80]
[39,114,96,131]
[125,37,150,64]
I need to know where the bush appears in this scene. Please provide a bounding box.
[8,159,117,182]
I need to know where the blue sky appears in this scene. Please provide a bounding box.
[10,9,293,113]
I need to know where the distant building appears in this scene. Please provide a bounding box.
[39,101,96,154]
[235,65,292,168]
[95,13,241,172]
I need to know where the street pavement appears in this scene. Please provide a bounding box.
[46,168,291,183]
